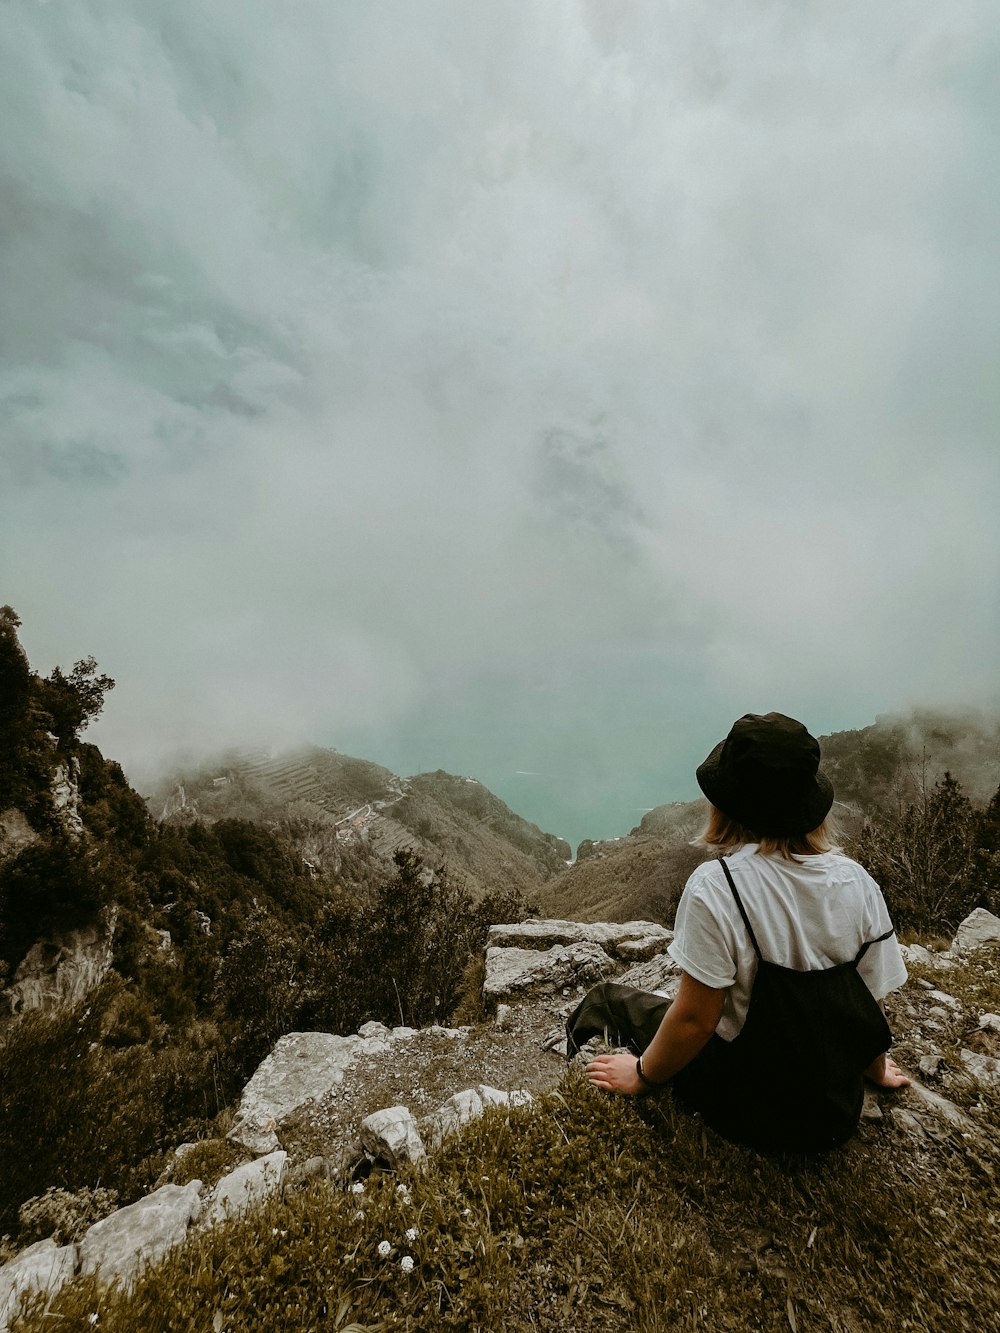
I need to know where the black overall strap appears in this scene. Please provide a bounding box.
[717,855,764,961]
[853,928,895,966]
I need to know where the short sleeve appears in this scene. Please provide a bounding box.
[856,871,908,1001]
[668,878,738,990]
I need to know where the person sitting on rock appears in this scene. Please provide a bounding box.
[567,712,910,1153]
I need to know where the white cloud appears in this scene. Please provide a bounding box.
[2,1,998,843]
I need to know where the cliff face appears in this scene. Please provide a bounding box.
[1,744,99,1015]
[49,756,83,839]
[2,914,116,1016]
[0,809,39,865]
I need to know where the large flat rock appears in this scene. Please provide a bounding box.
[0,1239,77,1332]
[487,919,672,960]
[951,908,1000,954]
[229,1028,418,1154]
[484,940,617,1002]
[616,952,681,995]
[208,1151,287,1223]
[78,1181,202,1289]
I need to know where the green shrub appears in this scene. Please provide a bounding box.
[0,837,103,970]
[0,991,224,1233]
[17,1186,118,1246]
[853,772,987,933]
[169,1139,244,1190]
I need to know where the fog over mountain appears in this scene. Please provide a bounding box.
[3,2,999,848]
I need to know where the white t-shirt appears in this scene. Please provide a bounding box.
[667,844,908,1041]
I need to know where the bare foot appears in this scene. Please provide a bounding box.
[868,1056,910,1088]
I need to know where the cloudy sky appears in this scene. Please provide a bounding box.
[3,1,999,847]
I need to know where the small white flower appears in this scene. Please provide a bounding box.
[351,1181,366,1194]
[400,1255,415,1274]
[377,1240,392,1258]
[404,1227,419,1242]
[353,1209,365,1221]
[272,1227,279,1236]
[396,1184,410,1198]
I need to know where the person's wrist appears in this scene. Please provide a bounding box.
[635,1054,668,1090]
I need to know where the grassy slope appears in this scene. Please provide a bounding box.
[537,838,706,924]
[17,1060,1000,1332]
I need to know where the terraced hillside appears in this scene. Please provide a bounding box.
[149,747,570,903]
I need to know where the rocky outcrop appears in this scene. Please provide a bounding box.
[227,1023,459,1155]
[0,1239,77,1332]
[484,940,617,1003]
[207,1152,287,1224]
[50,757,83,838]
[951,908,1000,954]
[0,809,39,867]
[487,919,672,958]
[77,1181,202,1288]
[2,911,117,1017]
[483,918,674,1004]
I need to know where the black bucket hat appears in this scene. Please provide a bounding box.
[696,712,834,837]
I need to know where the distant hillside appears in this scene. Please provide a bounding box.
[819,707,1000,811]
[541,709,1000,926]
[147,747,571,903]
[536,835,706,925]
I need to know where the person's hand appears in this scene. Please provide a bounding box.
[585,1052,645,1097]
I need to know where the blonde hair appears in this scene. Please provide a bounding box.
[692,805,840,860]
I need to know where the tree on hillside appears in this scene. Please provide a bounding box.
[973,782,1000,914]
[37,656,115,749]
[0,607,34,810]
[853,771,981,933]
[357,849,477,1028]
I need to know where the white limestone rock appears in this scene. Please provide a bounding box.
[358,1021,390,1040]
[424,1024,469,1040]
[0,808,39,868]
[959,1049,1000,1086]
[229,1029,402,1155]
[3,911,117,1016]
[900,943,934,966]
[78,1181,202,1288]
[0,1239,77,1333]
[486,919,672,960]
[360,1106,426,1169]
[978,1012,1000,1034]
[419,1085,534,1153]
[478,1085,532,1110]
[208,1151,287,1223]
[615,935,675,962]
[951,908,1000,954]
[51,757,84,838]
[927,990,961,1011]
[420,1089,485,1152]
[617,952,681,995]
[483,941,616,1002]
